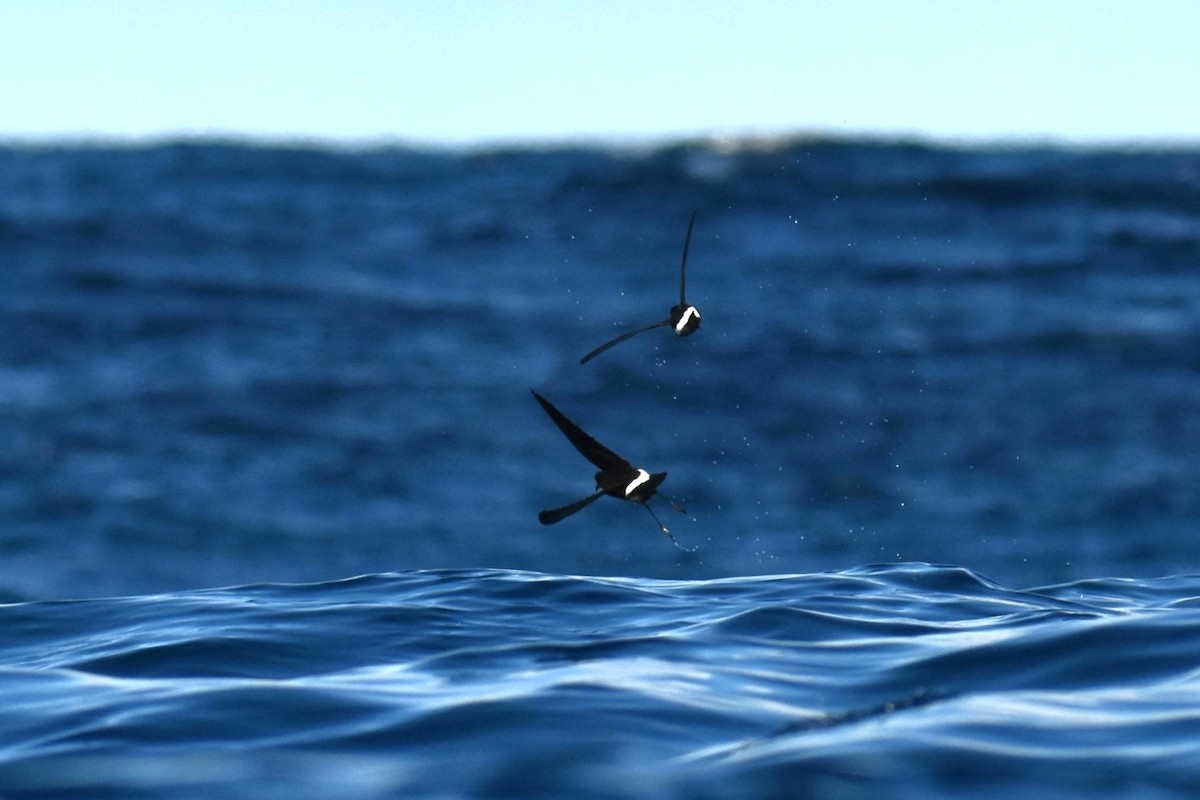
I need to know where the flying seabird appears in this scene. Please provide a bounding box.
[580,211,702,364]
[531,389,688,545]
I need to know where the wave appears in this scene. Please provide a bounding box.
[1,564,1198,798]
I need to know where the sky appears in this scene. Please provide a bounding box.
[2,0,1199,147]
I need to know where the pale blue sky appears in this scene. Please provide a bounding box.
[3,0,1198,146]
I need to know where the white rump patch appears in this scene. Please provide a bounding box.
[674,306,700,334]
[624,469,651,497]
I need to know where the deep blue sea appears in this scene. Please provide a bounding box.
[2,138,1200,797]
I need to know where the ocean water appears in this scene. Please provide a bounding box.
[3,566,1200,799]
[2,138,1200,797]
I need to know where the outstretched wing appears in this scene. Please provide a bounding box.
[538,490,605,525]
[531,390,630,472]
[679,210,697,305]
[579,320,671,364]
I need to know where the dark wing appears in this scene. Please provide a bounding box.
[579,320,671,364]
[538,490,605,525]
[531,390,630,472]
[679,210,697,305]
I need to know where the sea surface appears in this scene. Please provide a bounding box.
[2,137,1200,797]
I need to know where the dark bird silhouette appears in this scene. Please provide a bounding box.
[531,389,688,544]
[580,211,702,364]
